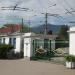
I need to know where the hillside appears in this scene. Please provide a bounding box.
[31,24,62,34]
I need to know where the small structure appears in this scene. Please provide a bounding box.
[68,25,75,55]
[0,32,57,58]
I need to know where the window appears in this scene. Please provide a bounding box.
[0,38,2,44]
[9,38,16,49]
[13,38,16,48]
[3,38,5,44]
[9,38,12,45]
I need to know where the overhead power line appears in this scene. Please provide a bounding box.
[65,9,74,15]
[57,0,75,15]
[1,2,33,33]
[63,0,75,11]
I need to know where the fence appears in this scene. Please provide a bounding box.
[55,40,69,49]
[32,39,69,59]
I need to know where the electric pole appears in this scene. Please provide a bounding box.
[42,13,48,35]
[45,13,48,35]
[42,12,62,35]
[21,18,24,33]
[28,20,31,32]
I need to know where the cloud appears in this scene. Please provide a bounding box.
[0,0,75,26]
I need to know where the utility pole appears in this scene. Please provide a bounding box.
[42,12,61,35]
[42,13,48,35]
[28,20,31,32]
[45,13,48,35]
[20,18,24,33]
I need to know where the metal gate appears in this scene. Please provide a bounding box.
[32,39,55,58]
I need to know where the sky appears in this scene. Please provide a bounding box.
[0,0,75,27]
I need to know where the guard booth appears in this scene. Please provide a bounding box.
[23,33,35,57]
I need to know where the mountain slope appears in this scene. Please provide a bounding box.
[31,24,62,34]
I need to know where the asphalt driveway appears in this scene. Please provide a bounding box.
[0,59,75,75]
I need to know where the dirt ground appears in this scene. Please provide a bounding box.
[0,59,75,75]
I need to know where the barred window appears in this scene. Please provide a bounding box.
[0,38,2,44]
[3,38,5,44]
[9,38,16,49]
[13,38,16,48]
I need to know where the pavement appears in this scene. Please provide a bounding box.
[0,59,75,75]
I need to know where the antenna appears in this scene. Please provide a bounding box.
[1,1,30,11]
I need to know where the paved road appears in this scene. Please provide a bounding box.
[0,59,75,75]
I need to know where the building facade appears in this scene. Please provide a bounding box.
[68,25,75,55]
[0,32,57,58]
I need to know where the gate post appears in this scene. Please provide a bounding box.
[49,40,51,51]
[32,40,35,57]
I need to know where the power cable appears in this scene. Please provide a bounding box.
[63,0,75,11]
[57,0,74,15]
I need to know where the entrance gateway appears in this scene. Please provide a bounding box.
[0,32,57,58]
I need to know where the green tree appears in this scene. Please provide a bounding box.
[0,44,14,58]
[22,25,30,33]
[58,25,69,40]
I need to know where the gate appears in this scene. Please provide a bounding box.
[32,39,56,59]
[32,39,69,65]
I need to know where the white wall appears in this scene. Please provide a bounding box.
[23,33,36,57]
[0,36,21,53]
[70,26,75,31]
[5,37,9,44]
[69,33,75,55]
[1,37,9,44]
[14,37,21,53]
[24,38,32,57]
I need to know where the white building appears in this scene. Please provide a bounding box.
[68,25,75,55]
[0,32,57,58]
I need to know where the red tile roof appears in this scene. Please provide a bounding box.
[0,24,22,34]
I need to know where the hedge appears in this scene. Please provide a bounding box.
[0,44,14,58]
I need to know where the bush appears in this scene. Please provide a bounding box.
[64,55,75,62]
[35,48,46,59]
[0,44,14,58]
[35,48,56,59]
[56,48,64,53]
